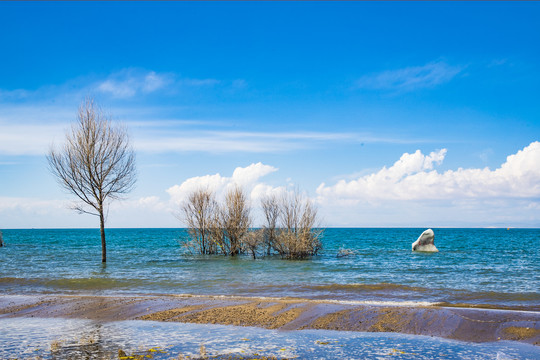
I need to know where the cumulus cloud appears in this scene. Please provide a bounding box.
[167,163,282,205]
[317,141,540,204]
[356,60,463,92]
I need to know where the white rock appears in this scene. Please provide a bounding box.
[412,229,438,252]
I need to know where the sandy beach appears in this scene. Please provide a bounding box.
[1,293,539,346]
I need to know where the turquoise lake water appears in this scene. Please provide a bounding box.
[1,228,538,309]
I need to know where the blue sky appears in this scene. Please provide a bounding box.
[1,2,539,228]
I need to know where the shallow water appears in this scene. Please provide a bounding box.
[0,228,539,308]
[1,317,539,360]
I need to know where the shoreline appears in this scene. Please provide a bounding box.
[1,293,539,346]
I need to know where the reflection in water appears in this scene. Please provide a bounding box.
[1,318,538,360]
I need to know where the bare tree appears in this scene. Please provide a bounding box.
[208,210,229,255]
[179,188,218,254]
[220,186,251,256]
[274,190,322,259]
[243,229,264,259]
[47,98,136,262]
[261,194,279,255]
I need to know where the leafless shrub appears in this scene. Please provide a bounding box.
[274,190,322,259]
[208,210,229,255]
[220,186,251,256]
[181,186,252,256]
[47,98,136,262]
[243,228,264,259]
[180,186,322,260]
[261,194,279,255]
[179,188,218,254]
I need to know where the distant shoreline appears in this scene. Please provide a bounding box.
[1,293,538,346]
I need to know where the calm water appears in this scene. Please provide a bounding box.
[0,228,539,308]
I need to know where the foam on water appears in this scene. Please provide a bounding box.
[171,293,440,307]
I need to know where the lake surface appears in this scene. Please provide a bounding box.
[1,228,538,309]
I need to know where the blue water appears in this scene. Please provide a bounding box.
[0,228,539,308]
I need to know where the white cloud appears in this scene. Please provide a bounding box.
[317,141,540,204]
[0,120,67,155]
[0,197,66,214]
[0,105,405,155]
[356,60,463,92]
[167,163,281,205]
[95,69,222,99]
[0,195,178,228]
[97,69,173,98]
[133,130,365,154]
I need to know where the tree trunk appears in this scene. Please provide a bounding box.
[99,207,106,263]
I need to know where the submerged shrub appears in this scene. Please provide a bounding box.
[180,187,323,259]
[180,186,252,256]
[220,186,251,256]
[272,191,322,259]
[179,188,218,254]
[260,191,322,259]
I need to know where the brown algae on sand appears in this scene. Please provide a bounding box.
[138,305,206,322]
[502,326,540,342]
[171,301,308,329]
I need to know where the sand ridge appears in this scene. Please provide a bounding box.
[1,294,538,345]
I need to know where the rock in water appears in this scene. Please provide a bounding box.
[412,229,438,252]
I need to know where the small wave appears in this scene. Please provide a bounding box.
[450,290,540,303]
[0,276,144,290]
[306,283,428,292]
[168,293,439,307]
[322,299,439,307]
[436,302,540,313]
[0,277,38,285]
[44,277,146,290]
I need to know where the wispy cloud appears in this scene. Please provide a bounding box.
[0,105,73,155]
[0,104,433,155]
[133,129,426,154]
[134,131,345,153]
[96,69,226,99]
[0,68,229,104]
[356,60,463,92]
[96,69,175,98]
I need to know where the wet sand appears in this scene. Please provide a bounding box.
[1,294,539,345]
